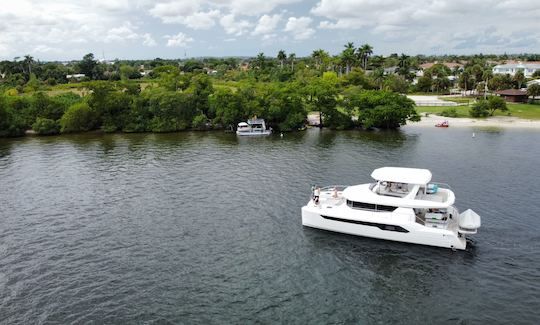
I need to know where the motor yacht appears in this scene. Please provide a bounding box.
[236,118,272,136]
[302,167,481,250]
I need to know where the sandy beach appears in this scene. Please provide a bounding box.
[406,114,540,129]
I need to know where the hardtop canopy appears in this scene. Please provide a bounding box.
[371,167,432,185]
[248,118,265,125]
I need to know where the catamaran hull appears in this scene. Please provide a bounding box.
[301,206,467,250]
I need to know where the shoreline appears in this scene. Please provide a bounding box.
[406,115,540,129]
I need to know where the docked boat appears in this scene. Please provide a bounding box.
[301,167,481,250]
[436,120,449,127]
[236,118,272,136]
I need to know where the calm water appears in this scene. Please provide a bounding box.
[1,127,539,324]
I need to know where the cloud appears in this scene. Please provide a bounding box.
[182,10,221,29]
[165,32,194,47]
[149,2,199,23]
[284,17,315,40]
[252,14,281,36]
[224,0,301,16]
[104,22,140,42]
[142,33,157,47]
[220,14,252,36]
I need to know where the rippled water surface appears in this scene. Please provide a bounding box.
[1,127,540,324]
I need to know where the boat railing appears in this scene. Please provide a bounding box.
[429,182,453,191]
[318,185,349,192]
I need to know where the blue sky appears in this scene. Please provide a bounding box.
[1,0,539,61]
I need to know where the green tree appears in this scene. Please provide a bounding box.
[192,113,209,130]
[78,53,98,79]
[357,43,373,70]
[397,54,411,79]
[288,53,296,71]
[488,74,513,90]
[254,53,266,70]
[513,70,525,89]
[416,71,433,92]
[0,95,26,137]
[342,68,376,89]
[186,73,214,118]
[305,72,342,128]
[527,83,540,101]
[277,50,286,69]
[341,42,356,74]
[486,96,508,116]
[469,100,489,117]
[60,102,97,133]
[210,88,245,127]
[311,49,329,70]
[458,69,474,91]
[23,55,34,78]
[383,75,409,93]
[345,90,419,129]
[32,117,60,135]
[371,68,385,90]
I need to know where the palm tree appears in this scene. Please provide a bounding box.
[277,50,286,69]
[23,55,34,76]
[288,53,296,71]
[358,44,373,70]
[341,42,356,74]
[311,49,328,70]
[372,68,385,90]
[255,52,265,70]
[397,54,410,78]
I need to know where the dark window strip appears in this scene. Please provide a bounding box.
[321,215,409,233]
[346,200,397,212]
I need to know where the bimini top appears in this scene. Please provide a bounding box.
[371,167,432,185]
[238,122,249,127]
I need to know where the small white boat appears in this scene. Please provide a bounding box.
[236,118,272,136]
[302,167,481,250]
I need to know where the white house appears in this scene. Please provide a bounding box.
[492,62,540,77]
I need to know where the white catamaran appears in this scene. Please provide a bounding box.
[302,167,481,250]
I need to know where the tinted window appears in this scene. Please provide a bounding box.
[347,200,396,212]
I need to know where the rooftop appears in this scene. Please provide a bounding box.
[495,89,528,96]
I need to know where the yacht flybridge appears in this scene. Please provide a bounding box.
[302,167,481,250]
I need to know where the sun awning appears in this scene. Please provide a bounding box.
[371,167,432,185]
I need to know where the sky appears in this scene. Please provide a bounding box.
[1,0,539,61]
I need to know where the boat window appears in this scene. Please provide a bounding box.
[346,200,397,212]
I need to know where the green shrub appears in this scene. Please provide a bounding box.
[441,107,458,117]
[60,102,97,133]
[470,100,489,117]
[0,96,26,137]
[192,113,209,130]
[32,118,60,135]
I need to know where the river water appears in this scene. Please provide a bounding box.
[1,127,539,324]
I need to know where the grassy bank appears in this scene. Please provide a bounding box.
[416,103,540,120]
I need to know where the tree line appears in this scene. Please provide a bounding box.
[0,66,420,137]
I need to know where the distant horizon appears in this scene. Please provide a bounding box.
[6,52,540,63]
[2,1,540,61]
